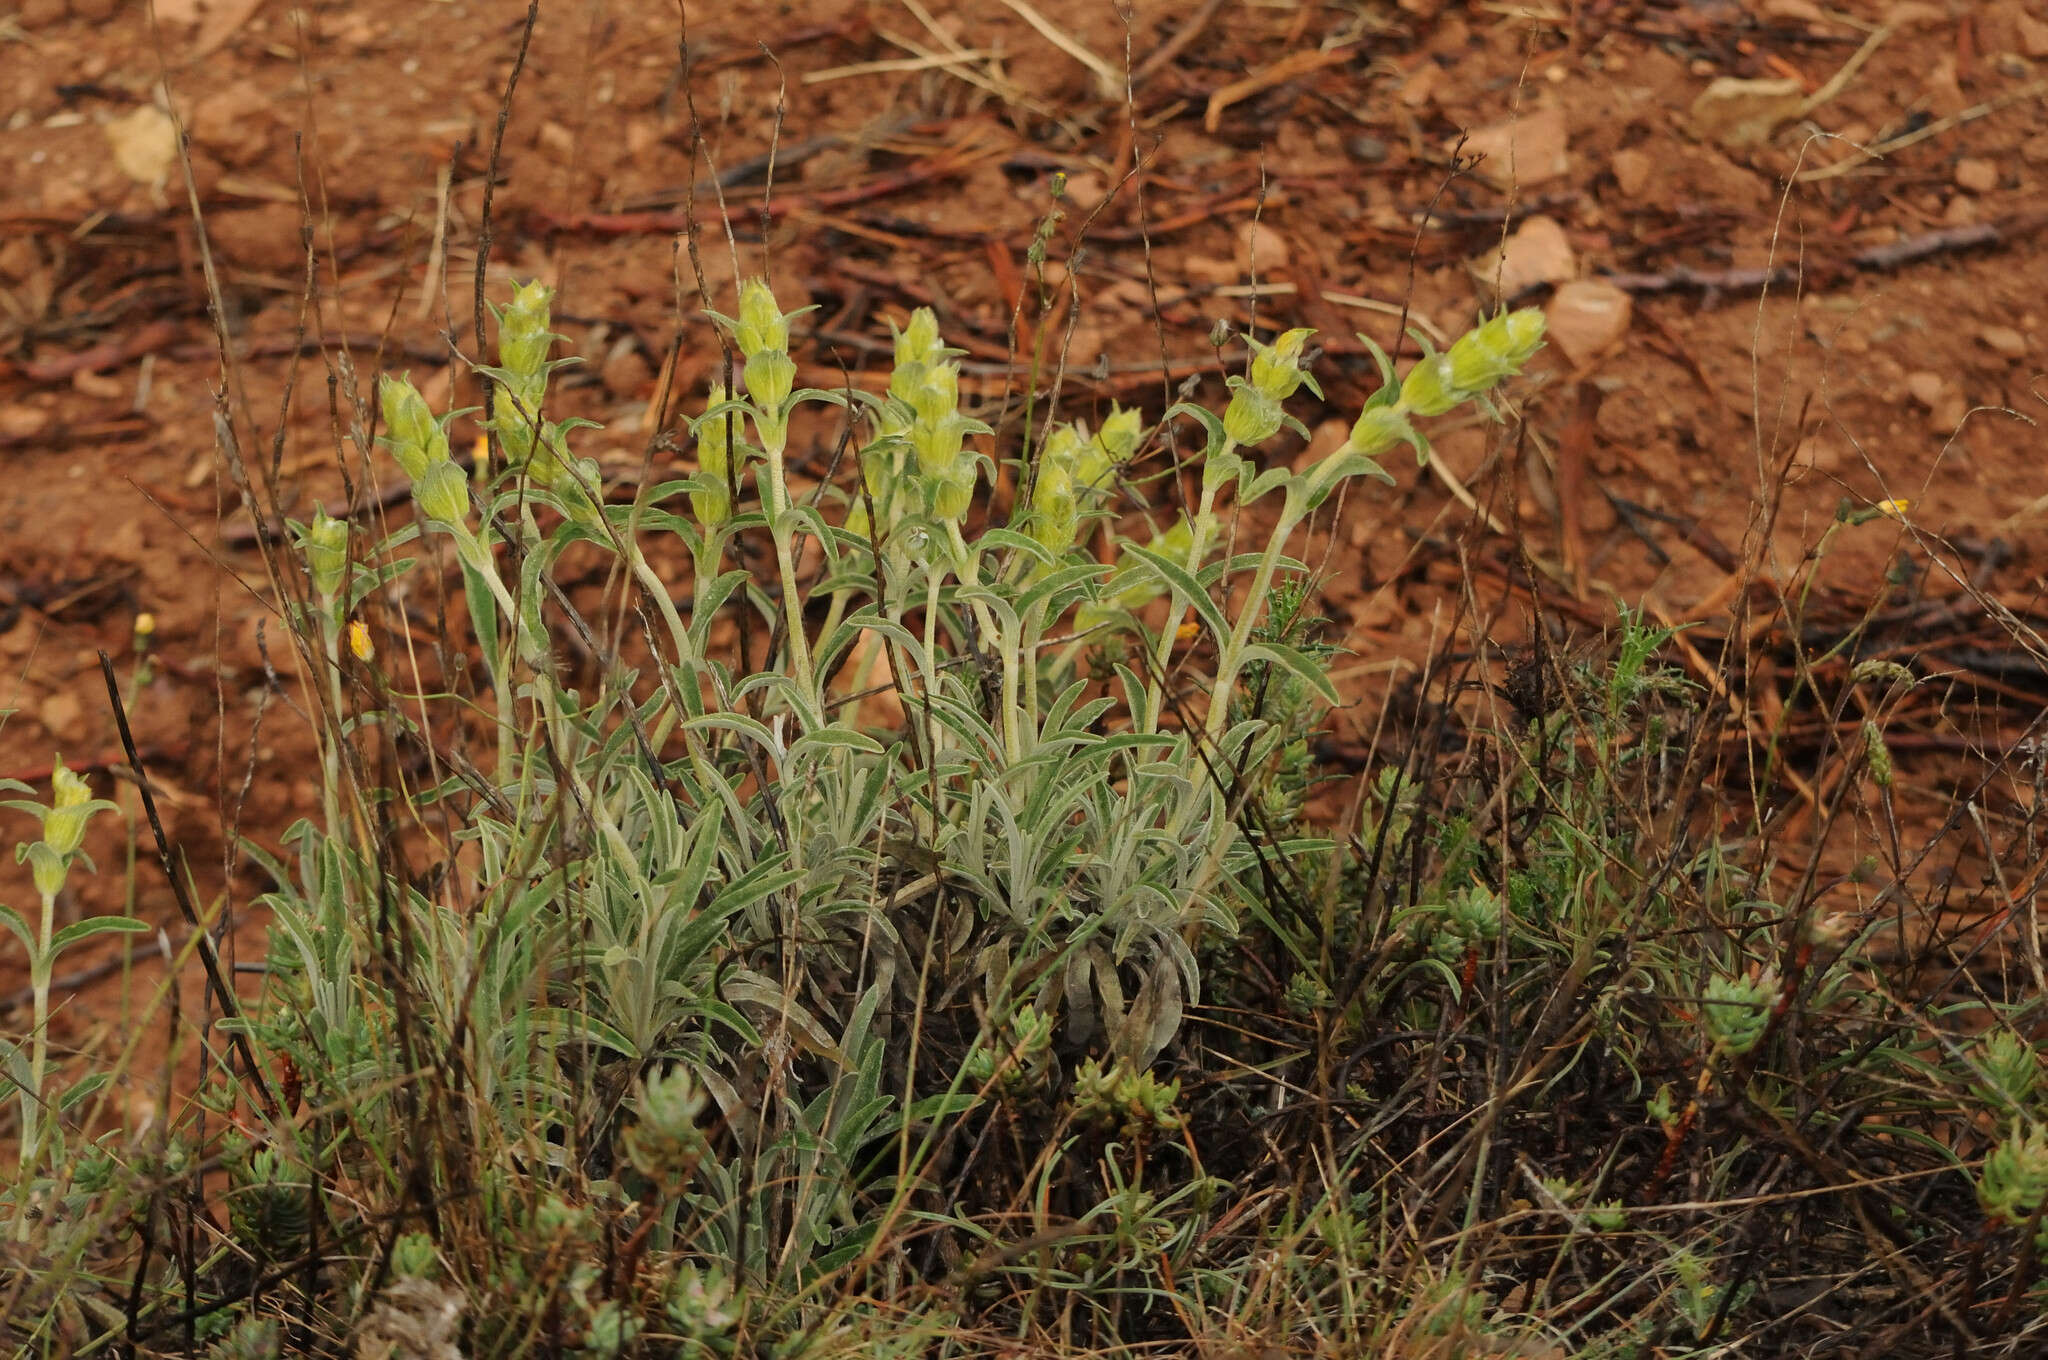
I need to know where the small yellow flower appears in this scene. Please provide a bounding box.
[133,612,157,650]
[44,760,94,858]
[1876,498,1909,519]
[347,620,375,662]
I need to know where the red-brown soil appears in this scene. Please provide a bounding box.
[4,0,2048,1107]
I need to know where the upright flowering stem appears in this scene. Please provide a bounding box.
[300,507,350,839]
[735,281,818,716]
[921,565,946,764]
[761,431,815,702]
[21,880,57,1184]
[938,523,1019,761]
[1206,487,1308,746]
[1191,311,1547,747]
[1144,444,1228,730]
[12,762,107,1213]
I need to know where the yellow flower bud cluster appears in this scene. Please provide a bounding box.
[690,383,737,531]
[1348,309,1546,463]
[490,279,561,480]
[845,399,913,545]
[379,375,469,527]
[23,758,112,900]
[1222,327,1316,451]
[379,374,449,481]
[734,277,791,359]
[43,762,92,859]
[1027,406,1139,554]
[736,279,798,448]
[1075,513,1207,634]
[493,283,603,506]
[301,507,349,605]
[879,307,987,526]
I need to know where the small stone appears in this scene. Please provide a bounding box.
[1060,171,1107,209]
[1183,256,1240,287]
[203,202,306,274]
[2025,134,2048,166]
[1761,0,1824,19]
[1610,147,1653,198]
[1462,106,1570,187]
[328,11,379,50]
[1921,54,1967,118]
[600,343,652,399]
[18,0,68,28]
[1347,134,1390,164]
[1240,221,1290,275]
[1954,157,1998,193]
[1293,418,1351,473]
[1884,1,1947,28]
[99,515,148,564]
[1471,214,1576,300]
[0,238,38,285]
[1545,280,1632,366]
[1904,370,1945,408]
[1929,394,1968,435]
[190,82,273,168]
[39,690,86,744]
[1979,325,2028,359]
[1399,63,1441,108]
[1804,433,1848,474]
[105,104,180,188]
[2021,13,2048,60]
[1064,325,1105,368]
[0,403,49,440]
[73,368,124,401]
[1689,77,1805,150]
[537,121,576,156]
[1943,194,1979,227]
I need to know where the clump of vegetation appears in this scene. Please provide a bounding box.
[5,250,2047,1359]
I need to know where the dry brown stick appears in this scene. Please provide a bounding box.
[1633,303,1724,401]
[4,320,182,383]
[1555,382,1599,593]
[0,416,155,452]
[1795,76,2048,184]
[530,141,1006,236]
[1088,189,1268,242]
[1587,218,2036,296]
[98,652,279,1120]
[1848,220,2006,270]
[1203,43,1356,133]
[1591,265,1801,295]
[1130,0,1229,88]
